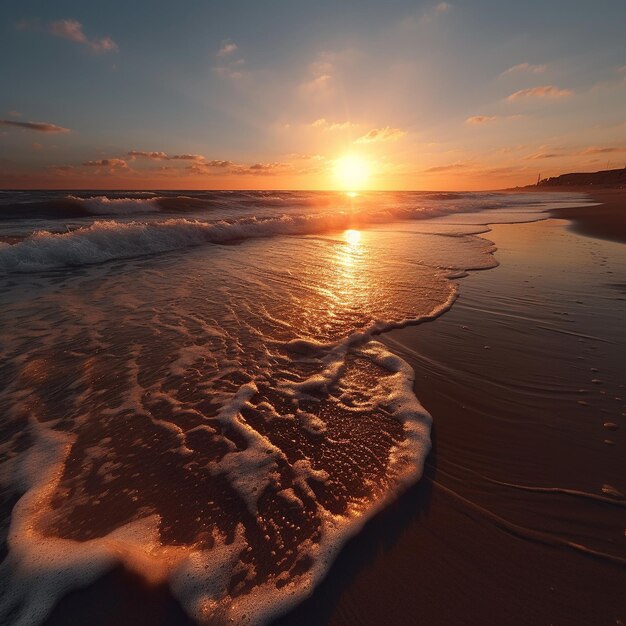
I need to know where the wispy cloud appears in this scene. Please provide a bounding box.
[213,42,245,80]
[525,145,625,160]
[218,40,238,57]
[82,158,128,169]
[205,160,234,167]
[506,85,572,101]
[523,151,564,160]
[0,119,70,133]
[424,161,470,173]
[465,115,497,125]
[50,19,118,53]
[355,126,406,143]
[577,146,624,155]
[501,62,547,77]
[128,151,205,162]
[311,118,355,131]
[411,2,452,27]
[300,59,334,94]
[299,51,354,95]
[234,162,295,176]
[7,110,22,118]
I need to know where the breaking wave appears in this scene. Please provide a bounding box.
[0,196,539,274]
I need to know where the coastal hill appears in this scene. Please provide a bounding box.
[537,166,626,188]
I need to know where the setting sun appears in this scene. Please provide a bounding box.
[334,155,371,191]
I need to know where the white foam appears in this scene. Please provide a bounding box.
[66,195,160,215]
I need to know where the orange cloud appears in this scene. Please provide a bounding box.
[0,119,70,133]
[128,151,206,162]
[507,85,572,101]
[50,19,118,53]
[578,146,625,155]
[523,152,563,160]
[465,115,497,125]
[501,62,546,76]
[311,118,355,131]
[83,158,128,169]
[355,126,406,143]
[424,161,470,173]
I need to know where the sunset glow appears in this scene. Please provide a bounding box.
[1,2,625,192]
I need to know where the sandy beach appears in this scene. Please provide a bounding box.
[551,189,626,245]
[272,193,626,626]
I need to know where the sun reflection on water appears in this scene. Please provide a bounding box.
[344,228,361,247]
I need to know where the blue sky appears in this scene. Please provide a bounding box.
[1,0,625,189]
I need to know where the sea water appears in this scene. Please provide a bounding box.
[0,189,589,624]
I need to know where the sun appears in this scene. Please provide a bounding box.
[334,155,371,191]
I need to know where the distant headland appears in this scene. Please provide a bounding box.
[535,167,626,188]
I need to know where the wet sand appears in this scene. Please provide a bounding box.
[44,204,626,626]
[551,189,626,244]
[274,217,626,625]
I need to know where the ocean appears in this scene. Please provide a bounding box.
[0,189,589,624]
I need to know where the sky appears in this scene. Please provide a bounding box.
[1,0,625,190]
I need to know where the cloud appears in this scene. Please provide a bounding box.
[506,85,572,101]
[128,151,205,162]
[7,110,22,118]
[50,19,118,53]
[523,152,563,160]
[218,40,238,57]
[213,40,245,79]
[205,160,234,167]
[213,57,245,80]
[311,118,355,131]
[501,62,547,77]
[287,153,326,161]
[47,165,75,173]
[183,160,235,174]
[213,60,245,79]
[127,150,168,160]
[82,158,128,169]
[0,119,70,133]
[465,115,497,125]
[355,126,406,144]
[231,162,294,176]
[577,146,623,155]
[424,161,470,173]
[524,145,626,161]
[409,2,452,27]
[300,54,338,94]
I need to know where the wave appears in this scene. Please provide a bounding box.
[0,194,544,274]
[0,194,206,220]
[64,195,161,214]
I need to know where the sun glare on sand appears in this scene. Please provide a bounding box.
[334,155,371,191]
